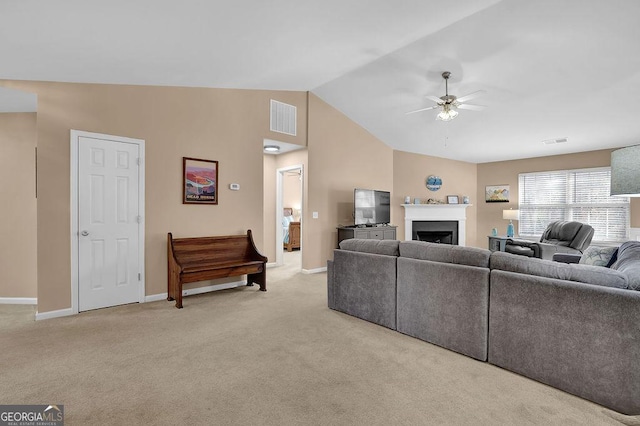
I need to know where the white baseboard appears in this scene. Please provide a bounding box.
[36,307,74,321]
[0,297,37,305]
[301,267,327,274]
[266,262,278,268]
[145,280,246,303]
[145,293,169,303]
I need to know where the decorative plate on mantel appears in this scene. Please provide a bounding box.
[426,175,442,191]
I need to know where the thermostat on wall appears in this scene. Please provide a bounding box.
[229,183,240,191]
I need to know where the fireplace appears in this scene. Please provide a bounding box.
[413,221,458,245]
[402,204,471,246]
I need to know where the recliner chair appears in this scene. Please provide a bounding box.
[504,220,594,260]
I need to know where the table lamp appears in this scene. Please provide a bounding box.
[611,144,640,196]
[503,209,519,237]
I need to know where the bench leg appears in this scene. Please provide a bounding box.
[168,274,183,308]
[175,284,183,309]
[248,269,267,292]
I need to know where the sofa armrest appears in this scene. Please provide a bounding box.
[552,253,582,264]
[505,238,536,247]
[534,242,559,259]
[505,238,541,257]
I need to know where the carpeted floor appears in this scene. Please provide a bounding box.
[1,253,638,425]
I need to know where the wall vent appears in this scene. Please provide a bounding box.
[270,100,297,136]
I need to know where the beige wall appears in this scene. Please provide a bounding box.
[307,94,393,270]
[392,150,478,247]
[262,154,277,263]
[1,80,307,313]
[3,78,636,313]
[477,149,640,247]
[0,113,37,299]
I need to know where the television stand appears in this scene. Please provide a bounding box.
[336,225,397,247]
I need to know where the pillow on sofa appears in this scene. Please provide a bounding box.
[579,246,618,267]
[339,239,400,257]
[610,241,640,290]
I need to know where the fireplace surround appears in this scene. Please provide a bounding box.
[402,204,471,246]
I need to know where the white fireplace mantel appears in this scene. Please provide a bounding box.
[402,204,472,246]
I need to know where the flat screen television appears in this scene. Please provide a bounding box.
[354,188,391,226]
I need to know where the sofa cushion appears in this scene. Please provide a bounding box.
[610,241,640,290]
[399,241,490,268]
[339,238,400,257]
[579,246,619,267]
[490,252,628,289]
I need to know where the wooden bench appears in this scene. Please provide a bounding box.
[167,230,267,308]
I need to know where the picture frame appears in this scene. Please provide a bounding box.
[485,185,509,203]
[447,195,459,204]
[183,157,218,204]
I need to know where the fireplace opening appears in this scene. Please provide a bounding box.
[417,231,453,244]
[412,221,458,245]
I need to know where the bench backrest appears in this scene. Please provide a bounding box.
[168,230,265,264]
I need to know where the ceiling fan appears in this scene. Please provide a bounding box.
[406,71,486,121]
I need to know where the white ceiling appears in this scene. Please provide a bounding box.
[2,0,639,163]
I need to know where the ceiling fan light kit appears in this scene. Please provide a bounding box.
[406,71,486,121]
[436,104,458,121]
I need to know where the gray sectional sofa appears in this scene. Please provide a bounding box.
[327,239,640,415]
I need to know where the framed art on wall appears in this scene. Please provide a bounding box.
[183,157,218,204]
[485,185,509,203]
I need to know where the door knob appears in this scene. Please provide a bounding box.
[81,230,89,236]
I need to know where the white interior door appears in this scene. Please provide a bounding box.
[77,135,140,311]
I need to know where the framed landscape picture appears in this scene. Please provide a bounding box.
[183,157,218,204]
[485,185,509,203]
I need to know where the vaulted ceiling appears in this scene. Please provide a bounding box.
[2,0,639,163]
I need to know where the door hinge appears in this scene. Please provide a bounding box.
[136,216,142,223]
[137,157,141,166]
[138,273,141,281]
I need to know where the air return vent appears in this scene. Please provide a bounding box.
[270,100,297,136]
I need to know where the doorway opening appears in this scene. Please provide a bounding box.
[276,164,303,271]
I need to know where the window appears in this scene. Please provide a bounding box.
[518,167,629,242]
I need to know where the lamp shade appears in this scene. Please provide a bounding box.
[503,209,519,221]
[611,144,640,197]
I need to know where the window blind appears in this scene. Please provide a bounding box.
[518,167,629,242]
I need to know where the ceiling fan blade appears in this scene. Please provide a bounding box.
[456,90,486,103]
[457,103,486,111]
[425,95,444,104]
[405,105,439,115]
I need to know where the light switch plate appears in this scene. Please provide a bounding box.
[312,212,319,219]
[229,183,240,190]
